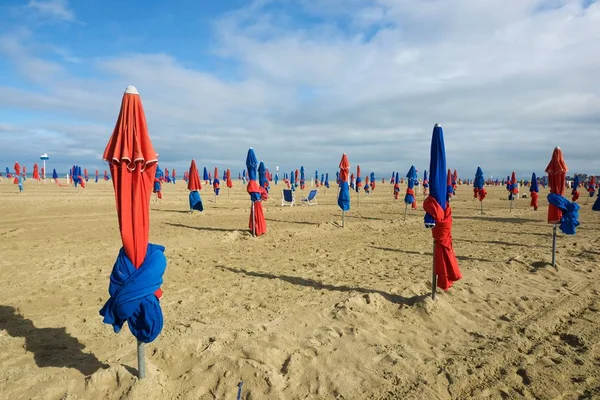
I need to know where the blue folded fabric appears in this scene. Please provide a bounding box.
[100,244,167,343]
[338,181,350,211]
[547,193,580,235]
[189,190,203,211]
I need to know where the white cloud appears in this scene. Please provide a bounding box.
[26,0,75,23]
[0,0,599,178]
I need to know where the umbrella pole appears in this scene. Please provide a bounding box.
[431,241,437,300]
[510,199,513,212]
[551,224,557,268]
[403,203,408,221]
[342,210,345,228]
[137,340,146,379]
[480,200,484,215]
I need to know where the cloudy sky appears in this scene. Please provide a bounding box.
[0,0,598,179]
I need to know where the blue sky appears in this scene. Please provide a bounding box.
[0,0,599,178]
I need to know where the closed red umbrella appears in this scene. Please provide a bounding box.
[188,160,204,212]
[33,164,40,180]
[101,86,166,378]
[546,147,567,224]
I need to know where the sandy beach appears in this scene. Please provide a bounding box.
[1,180,599,399]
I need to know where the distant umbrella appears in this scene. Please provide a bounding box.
[247,148,266,236]
[337,154,351,227]
[188,160,203,212]
[404,165,418,219]
[530,172,539,210]
[572,175,580,202]
[325,173,329,188]
[423,170,429,195]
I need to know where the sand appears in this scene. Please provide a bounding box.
[0,180,599,399]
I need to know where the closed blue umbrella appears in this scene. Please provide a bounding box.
[325,173,329,188]
[370,172,375,190]
[320,173,324,187]
[52,169,58,180]
[530,172,539,210]
[394,172,400,200]
[246,148,266,236]
[203,167,209,183]
[404,165,418,219]
[315,170,319,186]
[274,172,279,185]
[290,170,295,191]
[338,154,351,226]
[474,166,486,213]
[423,124,461,299]
[423,170,429,195]
[572,175,580,202]
[258,161,268,193]
[300,166,305,190]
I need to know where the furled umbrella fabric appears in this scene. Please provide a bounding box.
[14,162,20,184]
[95,169,99,183]
[226,169,233,188]
[213,167,220,196]
[203,167,209,185]
[100,86,166,344]
[394,172,400,200]
[33,164,40,180]
[84,168,89,182]
[446,169,453,201]
[423,170,429,195]
[545,147,568,223]
[315,170,319,187]
[300,166,305,190]
[474,166,487,201]
[356,165,362,192]
[364,175,370,194]
[290,170,295,191]
[188,160,203,211]
[247,149,267,236]
[337,154,351,212]
[588,176,596,198]
[452,169,458,191]
[509,172,519,200]
[572,176,580,202]
[258,162,268,193]
[370,172,375,191]
[52,168,58,184]
[423,124,461,291]
[104,170,109,181]
[325,173,330,188]
[530,173,539,210]
[153,167,162,199]
[405,165,418,209]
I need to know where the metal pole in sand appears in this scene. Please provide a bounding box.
[342,210,345,228]
[480,200,484,215]
[510,198,513,212]
[137,340,146,379]
[403,203,408,221]
[431,241,437,300]
[551,224,557,268]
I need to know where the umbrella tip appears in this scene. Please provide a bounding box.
[125,85,139,95]
[434,123,441,127]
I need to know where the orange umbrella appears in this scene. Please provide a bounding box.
[188,160,201,191]
[545,147,567,224]
[101,86,165,377]
[226,169,233,188]
[33,164,40,180]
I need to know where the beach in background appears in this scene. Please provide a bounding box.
[1,181,599,399]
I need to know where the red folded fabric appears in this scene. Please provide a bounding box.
[478,188,487,201]
[423,197,462,291]
[530,191,539,210]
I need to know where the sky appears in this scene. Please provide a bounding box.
[0,0,598,179]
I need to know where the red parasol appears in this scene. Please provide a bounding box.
[188,160,201,191]
[545,147,568,223]
[102,86,159,283]
[33,164,40,180]
[226,169,232,188]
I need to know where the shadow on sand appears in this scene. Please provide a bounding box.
[453,215,540,224]
[218,266,429,306]
[164,222,243,233]
[0,305,108,376]
[370,246,495,263]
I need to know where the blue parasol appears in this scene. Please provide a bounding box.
[425,124,447,227]
[203,167,209,182]
[325,173,329,188]
[258,161,268,193]
[290,170,295,191]
[52,169,58,180]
